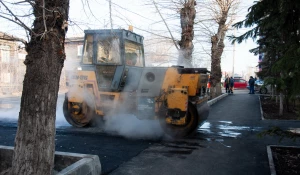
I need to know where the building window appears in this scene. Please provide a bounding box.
[77,45,83,56]
[1,45,10,62]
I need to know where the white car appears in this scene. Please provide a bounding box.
[255,80,271,94]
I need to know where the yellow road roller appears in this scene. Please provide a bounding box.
[63,29,210,137]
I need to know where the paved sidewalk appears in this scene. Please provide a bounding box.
[110,90,300,175]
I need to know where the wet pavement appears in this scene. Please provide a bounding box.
[110,90,300,175]
[0,90,300,174]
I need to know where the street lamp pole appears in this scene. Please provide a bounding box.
[232,39,235,77]
[109,0,113,30]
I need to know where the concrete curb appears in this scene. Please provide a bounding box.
[55,151,101,175]
[0,145,101,175]
[259,95,300,122]
[207,93,228,106]
[266,146,276,175]
[267,145,300,175]
[259,96,265,120]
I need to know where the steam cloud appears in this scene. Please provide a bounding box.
[102,113,166,139]
[55,102,71,127]
[0,106,18,123]
[0,99,70,127]
[177,50,193,68]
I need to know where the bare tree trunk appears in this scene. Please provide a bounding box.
[210,17,227,98]
[10,0,69,174]
[206,0,239,98]
[271,85,275,99]
[279,92,283,116]
[285,92,290,112]
[178,0,196,67]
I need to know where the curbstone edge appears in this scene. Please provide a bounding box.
[207,93,228,106]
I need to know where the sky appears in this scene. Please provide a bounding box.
[0,0,259,77]
[221,0,258,77]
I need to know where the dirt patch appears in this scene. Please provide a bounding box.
[260,96,300,120]
[271,147,300,175]
[260,95,300,174]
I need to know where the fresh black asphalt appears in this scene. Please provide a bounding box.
[0,125,157,174]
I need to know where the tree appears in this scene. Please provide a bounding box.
[0,0,70,174]
[151,0,197,68]
[178,0,197,67]
[205,0,239,98]
[231,0,300,116]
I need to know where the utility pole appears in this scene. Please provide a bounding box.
[109,0,113,30]
[232,30,236,77]
[232,41,235,77]
[152,0,179,50]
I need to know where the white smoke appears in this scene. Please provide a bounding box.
[177,50,193,68]
[0,106,19,122]
[55,101,70,127]
[102,113,166,139]
[0,98,70,127]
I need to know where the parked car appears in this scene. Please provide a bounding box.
[247,80,271,94]
[256,80,272,94]
[233,78,247,89]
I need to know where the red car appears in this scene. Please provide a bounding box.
[233,78,247,89]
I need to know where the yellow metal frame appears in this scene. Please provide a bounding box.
[66,70,124,116]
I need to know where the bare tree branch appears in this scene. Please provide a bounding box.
[13,0,35,6]
[40,0,47,39]
[152,0,179,50]
[0,1,34,34]
[0,32,27,44]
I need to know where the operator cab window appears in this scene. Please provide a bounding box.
[82,34,93,64]
[96,37,121,64]
[125,41,144,67]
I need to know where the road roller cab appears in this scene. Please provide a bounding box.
[63,29,210,137]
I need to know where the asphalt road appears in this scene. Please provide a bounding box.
[0,94,160,174]
[0,90,299,175]
[0,126,156,174]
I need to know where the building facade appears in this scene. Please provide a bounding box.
[64,36,83,70]
[0,32,84,95]
[0,32,26,95]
